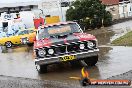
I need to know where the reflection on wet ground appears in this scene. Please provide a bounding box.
[86,28,114,45]
[0,21,132,82]
[98,46,132,79]
[0,46,132,82]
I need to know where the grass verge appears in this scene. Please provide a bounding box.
[112,31,132,46]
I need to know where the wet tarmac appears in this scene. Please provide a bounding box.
[0,21,132,83]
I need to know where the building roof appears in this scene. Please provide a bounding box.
[0,1,39,8]
[0,0,60,8]
[101,0,119,5]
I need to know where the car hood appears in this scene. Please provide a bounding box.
[34,33,96,48]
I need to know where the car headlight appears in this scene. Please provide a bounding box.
[23,39,27,43]
[48,49,54,55]
[21,37,29,44]
[87,41,94,49]
[80,44,85,50]
[38,49,46,57]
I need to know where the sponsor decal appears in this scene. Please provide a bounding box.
[48,26,71,34]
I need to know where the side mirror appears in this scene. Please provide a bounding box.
[33,37,36,41]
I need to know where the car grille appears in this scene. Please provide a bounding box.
[44,40,97,57]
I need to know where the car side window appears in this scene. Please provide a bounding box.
[18,30,28,35]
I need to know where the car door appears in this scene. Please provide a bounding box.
[10,30,29,45]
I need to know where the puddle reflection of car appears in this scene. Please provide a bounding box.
[34,22,99,73]
[0,28,36,48]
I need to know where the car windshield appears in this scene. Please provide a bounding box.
[37,23,82,40]
[15,30,28,35]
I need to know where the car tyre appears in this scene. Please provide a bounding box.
[35,63,47,73]
[84,55,98,66]
[5,41,12,48]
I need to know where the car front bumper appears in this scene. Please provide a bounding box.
[35,49,99,65]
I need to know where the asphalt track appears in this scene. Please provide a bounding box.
[0,70,132,88]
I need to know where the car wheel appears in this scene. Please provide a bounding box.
[5,41,12,48]
[84,55,98,66]
[35,63,47,73]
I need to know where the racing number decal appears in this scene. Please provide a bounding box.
[60,55,76,62]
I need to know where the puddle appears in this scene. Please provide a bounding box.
[0,21,132,83]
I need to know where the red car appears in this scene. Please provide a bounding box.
[33,22,99,73]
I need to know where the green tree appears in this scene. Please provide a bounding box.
[66,0,112,29]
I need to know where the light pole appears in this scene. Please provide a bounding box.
[58,0,64,22]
